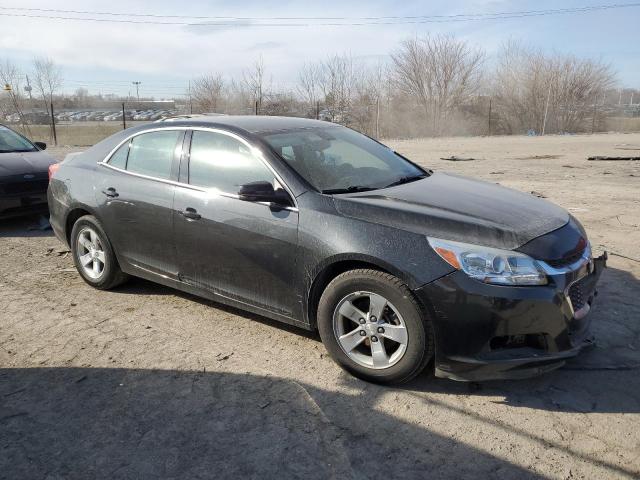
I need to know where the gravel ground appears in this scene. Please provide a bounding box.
[1,133,639,479]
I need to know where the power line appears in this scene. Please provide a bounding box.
[0,3,637,26]
[0,3,638,21]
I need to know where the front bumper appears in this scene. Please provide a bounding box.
[0,192,49,219]
[415,252,607,381]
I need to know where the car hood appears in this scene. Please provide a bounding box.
[332,172,569,250]
[0,151,57,178]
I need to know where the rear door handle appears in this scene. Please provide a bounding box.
[102,187,119,198]
[180,207,201,220]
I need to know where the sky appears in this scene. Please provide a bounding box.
[0,0,638,99]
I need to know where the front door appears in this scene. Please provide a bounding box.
[173,129,299,317]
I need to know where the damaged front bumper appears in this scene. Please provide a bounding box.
[415,251,607,382]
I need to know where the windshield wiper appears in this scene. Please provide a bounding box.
[383,174,427,189]
[321,185,378,194]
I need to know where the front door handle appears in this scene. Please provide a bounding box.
[102,187,119,198]
[180,207,201,220]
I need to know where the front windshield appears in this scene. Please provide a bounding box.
[0,125,37,153]
[260,126,426,193]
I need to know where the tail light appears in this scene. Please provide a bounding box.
[48,163,60,181]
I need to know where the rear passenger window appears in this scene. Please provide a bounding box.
[126,130,182,179]
[189,131,273,191]
[108,141,129,169]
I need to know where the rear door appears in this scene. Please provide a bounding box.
[96,129,185,277]
[173,129,300,317]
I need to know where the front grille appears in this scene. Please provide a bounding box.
[568,277,591,312]
[546,248,585,268]
[0,179,48,195]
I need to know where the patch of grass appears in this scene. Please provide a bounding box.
[604,117,640,133]
[11,121,150,146]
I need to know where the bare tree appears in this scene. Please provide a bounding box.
[551,55,615,132]
[242,56,268,113]
[33,57,63,116]
[74,87,89,108]
[318,54,358,124]
[297,62,322,115]
[391,35,484,135]
[492,41,616,134]
[0,59,30,135]
[190,73,225,113]
[295,55,390,135]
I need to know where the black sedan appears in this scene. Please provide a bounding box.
[0,124,56,219]
[48,116,606,384]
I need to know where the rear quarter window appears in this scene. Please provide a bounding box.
[107,141,129,169]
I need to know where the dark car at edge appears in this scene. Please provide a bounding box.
[0,124,56,219]
[47,116,606,384]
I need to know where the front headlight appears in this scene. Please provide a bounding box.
[427,237,548,286]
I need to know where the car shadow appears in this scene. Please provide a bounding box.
[106,265,640,419]
[112,277,321,341]
[0,367,561,479]
[0,215,53,238]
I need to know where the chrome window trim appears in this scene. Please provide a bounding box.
[97,125,299,212]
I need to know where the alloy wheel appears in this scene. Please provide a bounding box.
[333,291,408,369]
[76,227,106,280]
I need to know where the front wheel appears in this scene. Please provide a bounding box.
[317,269,433,384]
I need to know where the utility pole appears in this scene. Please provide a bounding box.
[50,101,57,146]
[591,99,598,134]
[541,82,552,136]
[375,97,380,139]
[188,80,193,114]
[488,97,492,136]
[132,81,141,102]
[24,75,33,100]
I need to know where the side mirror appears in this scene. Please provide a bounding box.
[34,141,47,150]
[238,181,291,206]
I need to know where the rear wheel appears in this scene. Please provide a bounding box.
[70,215,128,290]
[317,269,433,384]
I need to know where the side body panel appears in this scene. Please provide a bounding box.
[48,159,101,245]
[173,186,300,317]
[293,192,456,325]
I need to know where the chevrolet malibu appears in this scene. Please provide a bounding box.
[48,116,606,384]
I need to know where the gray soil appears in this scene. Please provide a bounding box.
[1,133,639,479]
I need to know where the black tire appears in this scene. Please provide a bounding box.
[317,269,433,385]
[70,214,128,290]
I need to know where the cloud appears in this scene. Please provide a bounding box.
[246,41,282,51]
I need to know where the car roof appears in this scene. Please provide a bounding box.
[153,115,336,136]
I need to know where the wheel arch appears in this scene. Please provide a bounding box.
[64,205,98,245]
[305,254,418,329]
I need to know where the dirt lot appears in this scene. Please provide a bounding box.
[1,133,639,479]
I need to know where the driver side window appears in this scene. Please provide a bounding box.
[188,131,274,192]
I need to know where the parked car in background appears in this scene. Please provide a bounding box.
[48,116,607,384]
[0,124,56,219]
